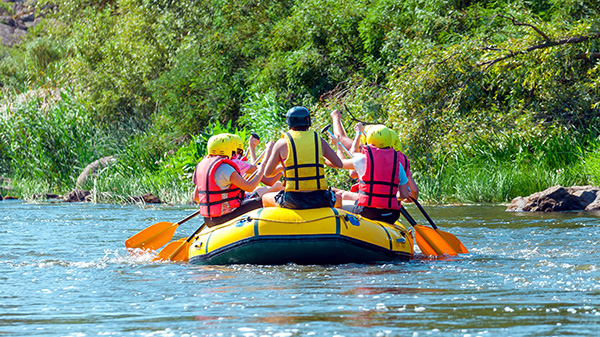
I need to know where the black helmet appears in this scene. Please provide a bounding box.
[286,106,311,128]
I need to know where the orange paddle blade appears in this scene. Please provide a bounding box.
[413,226,438,256]
[125,221,178,251]
[153,238,189,262]
[437,229,468,254]
[414,225,457,256]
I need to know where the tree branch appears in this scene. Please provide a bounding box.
[478,32,600,69]
[492,14,551,42]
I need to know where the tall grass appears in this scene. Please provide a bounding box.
[417,126,600,203]
[0,89,117,191]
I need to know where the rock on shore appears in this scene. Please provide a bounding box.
[506,185,600,212]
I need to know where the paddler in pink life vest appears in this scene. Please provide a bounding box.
[330,124,410,225]
[192,133,274,227]
[261,106,344,209]
[329,109,419,202]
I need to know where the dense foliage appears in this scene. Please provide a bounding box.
[1,0,599,203]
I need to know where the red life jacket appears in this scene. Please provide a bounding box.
[194,156,245,218]
[357,145,402,210]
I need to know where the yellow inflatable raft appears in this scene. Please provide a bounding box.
[188,207,414,265]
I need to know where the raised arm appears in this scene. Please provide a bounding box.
[321,137,343,169]
[230,141,274,192]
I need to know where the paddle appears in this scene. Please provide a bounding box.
[125,144,266,252]
[124,210,201,251]
[153,223,207,262]
[399,205,457,256]
[410,197,468,254]
[153,144,268,262]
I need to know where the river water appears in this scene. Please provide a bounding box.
[1,200,599,336]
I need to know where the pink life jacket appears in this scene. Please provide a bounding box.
[194,156,244,218]
[351,149,409,193]
[357,145,401,210]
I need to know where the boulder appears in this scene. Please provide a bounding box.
[0,0,42,46]
[63,189,91,202]
[506,185,600,212]
[76,156,115,187]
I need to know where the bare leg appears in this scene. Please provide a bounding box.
[330,109,353,150]
[331,187,358,202]
[334,194,342,208]
[261,191,279,207]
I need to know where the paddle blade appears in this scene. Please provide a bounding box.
[413,226,438,256]
[153,238,189,262]
[125,221,178,251]
[414,225,457,256]
[437,230,468,254]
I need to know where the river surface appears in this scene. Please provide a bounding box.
[1,200,599,337]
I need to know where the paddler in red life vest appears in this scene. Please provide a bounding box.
[192,133,274,227]
[261,106,344,209]
[331,124,410,225]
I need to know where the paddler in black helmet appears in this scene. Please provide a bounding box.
[262,106,344,209]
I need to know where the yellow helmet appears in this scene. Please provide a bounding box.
[366,125,392,149]
[207,133,234,158]
[359,124,377,144]
[231,134,244,154]
[389,129,401,151]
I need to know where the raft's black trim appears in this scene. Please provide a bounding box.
[189,234,412,265]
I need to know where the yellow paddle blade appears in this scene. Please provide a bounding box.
[414,225,458,256]
[153,238,189,262]
[437,229,469,254]
[125,221,178,251]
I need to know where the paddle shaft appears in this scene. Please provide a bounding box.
[411,197,438,230]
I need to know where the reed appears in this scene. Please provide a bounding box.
[416,128,598,203]
[1,90,117,191]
